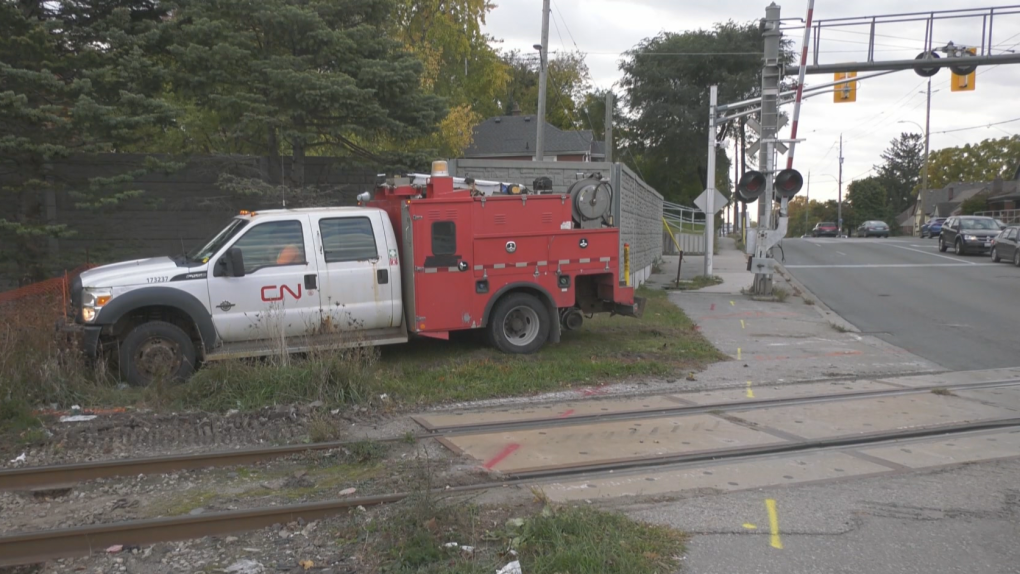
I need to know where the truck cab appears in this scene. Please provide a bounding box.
[71,207,407,386]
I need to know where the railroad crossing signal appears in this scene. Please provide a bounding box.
[951,48,977,92]
[834,71,857,103]
[735,168,803,203]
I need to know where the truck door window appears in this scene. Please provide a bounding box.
[432,221,456,255]
[319,217,378,262]
[230,220,305,273]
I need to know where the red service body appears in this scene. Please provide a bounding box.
[367,171,644,348]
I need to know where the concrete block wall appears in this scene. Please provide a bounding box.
[449,159,664,287]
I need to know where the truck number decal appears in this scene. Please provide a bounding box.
[147,276,169,283]
[261,284,302,302]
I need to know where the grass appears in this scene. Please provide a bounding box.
[1,287,723,428]
[772,287,789,302]
[830,322,849,333]
[665,275,724,291]
[931,387,955,396]
[370,457,686,574]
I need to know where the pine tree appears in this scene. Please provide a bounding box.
[163,0,447,185]
[876,132,924,216]
[0,0,177,282]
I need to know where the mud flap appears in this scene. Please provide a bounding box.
[613,296,646,319]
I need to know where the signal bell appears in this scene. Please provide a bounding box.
[774,169,804,198]
[736,171,766,203]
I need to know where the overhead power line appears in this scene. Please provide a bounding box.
[932,116,1020,134]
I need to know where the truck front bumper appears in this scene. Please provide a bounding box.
[56,319,103,360]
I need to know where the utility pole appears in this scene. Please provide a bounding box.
[753,2,782,295]
[920,77,932,235]
[534,0,550,161]
[705,86,718,276]
[604,91,613,163]
[837,134,844,236]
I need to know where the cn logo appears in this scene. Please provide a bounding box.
[261,284,302,302]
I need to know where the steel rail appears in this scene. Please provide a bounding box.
[2,418,1019,566]
[3,377,1019,491]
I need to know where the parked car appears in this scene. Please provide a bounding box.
[856,220,890,238]
[990,225,1020,266]
[812,221,838,237]
[920,218,946,238]
[938,215,1006,255]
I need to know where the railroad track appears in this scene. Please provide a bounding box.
[2,376,1019,492]
[3,417,1020,567]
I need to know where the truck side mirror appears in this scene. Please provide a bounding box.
[228,247,246,277]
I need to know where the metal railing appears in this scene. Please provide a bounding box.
[663,202,708,255]
[976,209,1020,224]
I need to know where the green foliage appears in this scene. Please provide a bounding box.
[926,136,1020,191]
[619,21,793,205]
[0,0,178,281]
[960,193,990,215]
[501,50,592,130]
[846,176,889,227]
[876,132,924,213]
[162,0,446,181]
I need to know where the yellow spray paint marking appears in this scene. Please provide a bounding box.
[742,523,758,530]
[746,381,754,398]
[740,319,746,329]
[730,300,735,306]
[766,498,783,549]
[737,348,742,360]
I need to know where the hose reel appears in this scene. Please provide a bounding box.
[566,174,613,228]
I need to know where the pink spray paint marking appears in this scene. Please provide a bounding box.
[483,443,521,470]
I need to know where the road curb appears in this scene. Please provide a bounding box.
[773,261,861,333]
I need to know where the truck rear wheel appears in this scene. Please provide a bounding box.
[488,293,550,354]
[119,321,196,387]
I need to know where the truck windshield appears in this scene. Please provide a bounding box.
[186,218,249,263]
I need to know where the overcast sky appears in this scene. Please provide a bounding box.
[483,1,1020,209]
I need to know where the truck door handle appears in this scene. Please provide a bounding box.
[377,269,389,284]
[458,261,469,272]
[304,274,317,290]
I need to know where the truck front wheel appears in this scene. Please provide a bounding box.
[119,321,196,387]
[488,293,550,354]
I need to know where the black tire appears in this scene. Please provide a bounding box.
[487,293,550,354]
[119,321,196,387]
[992,247,1001,263]
[939,237,948,252]
[955,239,964,256]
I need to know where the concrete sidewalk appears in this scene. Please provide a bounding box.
[653,238,941,390]
[647,236,751,294]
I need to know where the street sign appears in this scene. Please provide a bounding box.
[694,188,729,214]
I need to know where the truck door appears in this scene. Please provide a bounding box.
[411,202,477,332]
[313,212,395,332]
[207,216,322,343]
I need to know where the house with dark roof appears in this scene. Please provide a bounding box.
[462,114,605,162]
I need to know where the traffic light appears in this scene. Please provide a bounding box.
[834,71,857,103]
[774,169,804,198]
[951,47,977,92]
[736,171,766,203]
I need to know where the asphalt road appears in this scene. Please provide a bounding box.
[779,236,1019,371]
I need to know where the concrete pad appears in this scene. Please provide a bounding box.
[676,378,902,406]
[735,393,1016,439]
[876,367,1020,388]
[953,386,1020,412]
[441,414,785,473]
[542,452,888,502]
[859,429,1020,469]
[414,395,686,430]
[696,272,751,294]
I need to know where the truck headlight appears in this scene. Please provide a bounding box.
[81,289,112,323]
